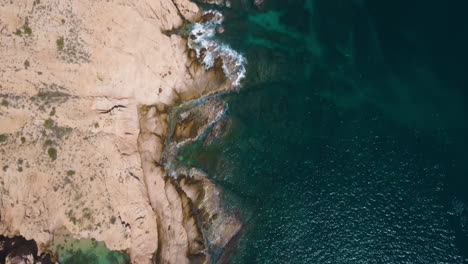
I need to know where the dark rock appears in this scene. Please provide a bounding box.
[170,98,226,145]
[203,117,232,146]
[0,236,55,264]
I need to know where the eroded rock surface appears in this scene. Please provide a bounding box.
[0,0,239,263]
[138,98,241,263]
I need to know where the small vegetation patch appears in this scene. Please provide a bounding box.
[48,147,57,161]
[44,118,55,129]
[67,170,76,176]
[110,216,116,224]
[44,139,54,147]
[43,118,73,139]
[55,21,91,64]
[23,23,32,35]
[0,134,7,143]
[1,99,8,107]
[14,21,32,36]
[56,37,64,51]
[30,88,70,106]
[24,60,30,69]
[21,137,26,144]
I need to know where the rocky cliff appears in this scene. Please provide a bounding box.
[0,0,240,263]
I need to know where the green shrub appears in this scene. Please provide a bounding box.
[44,118,54,129]
[44,139,53,146]
[23,24,32,35]
[48,147,57,161]
[56,37,64,51]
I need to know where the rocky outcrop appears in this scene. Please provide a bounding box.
[0,0,242,263]
[203,118,232,146]
[163,96,242,262]
[137,94,241,263]
[0,236,55,264]
[0,1,248,264]
[188,10,247,87]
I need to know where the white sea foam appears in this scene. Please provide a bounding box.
[188,10,247,87]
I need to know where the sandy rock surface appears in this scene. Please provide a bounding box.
[0,0,239,263]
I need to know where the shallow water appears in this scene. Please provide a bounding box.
[50,236,129,264]
[178,0,468,263]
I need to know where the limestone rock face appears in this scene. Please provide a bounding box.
[173,0,202,21]
[0,0,223,262]
[1,0,240,262]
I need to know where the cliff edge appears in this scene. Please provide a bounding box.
[0,0,239,263]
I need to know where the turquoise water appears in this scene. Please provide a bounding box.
[51,237,129,264]
[180,0,468,263]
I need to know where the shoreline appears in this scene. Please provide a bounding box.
[0,0,245,263]
[137,25,245,261]
[139,8,247,262]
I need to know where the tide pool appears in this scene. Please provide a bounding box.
[50,236,129,264]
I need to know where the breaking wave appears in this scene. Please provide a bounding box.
[188,10,247,87]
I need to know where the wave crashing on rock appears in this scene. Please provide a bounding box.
[188,10,247,88]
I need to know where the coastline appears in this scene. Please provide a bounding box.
[136,7,246,263]
[0,0,244,263]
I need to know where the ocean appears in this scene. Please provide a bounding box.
[179,0,468,263]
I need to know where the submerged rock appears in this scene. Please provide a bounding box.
[203,118,232,146]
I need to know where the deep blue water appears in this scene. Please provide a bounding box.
[180,0,468,263]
